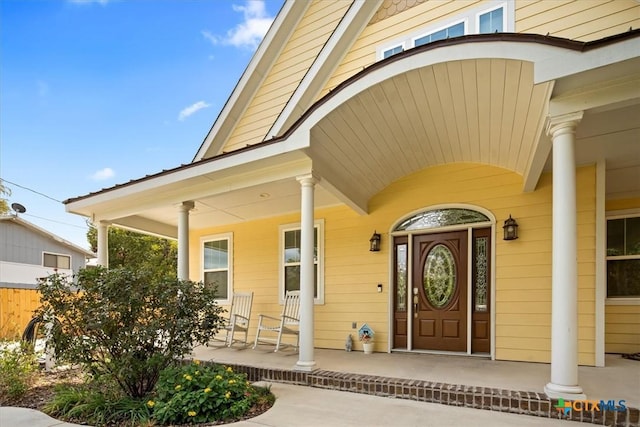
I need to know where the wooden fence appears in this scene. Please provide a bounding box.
[0,288,42,340]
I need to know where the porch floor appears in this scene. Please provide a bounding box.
[192,344,639,424]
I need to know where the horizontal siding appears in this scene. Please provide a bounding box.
[222,1,350,153]
[605,304,640,354]
[516,0,640,41]
[606,197,640,212]
[188,163,596,364]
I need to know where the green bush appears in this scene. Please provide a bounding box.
[0,340,38,401]
[44,382,151,427]
[151,361,273,425]
[36,267,226,398]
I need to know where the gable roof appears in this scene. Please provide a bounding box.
[0,215,95,258]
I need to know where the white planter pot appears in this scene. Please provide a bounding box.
[363,342,374,354]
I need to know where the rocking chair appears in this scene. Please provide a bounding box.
[211,291,253,347]
[253,290,300,352]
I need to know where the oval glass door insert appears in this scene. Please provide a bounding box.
[423,244,456,307]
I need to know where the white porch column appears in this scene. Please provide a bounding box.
[177,201,194,280]
[544,111,585,400]
[296,174,318,371]
[96,221,109,267]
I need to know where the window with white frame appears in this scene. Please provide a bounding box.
[606,215,640,298]
[377,1,513,60]
[414,21,465,47]
[43,252,71,269]
[478,5,504,34]
[382,44,404,59]
[279,220,324,304]
[202,233,232,302]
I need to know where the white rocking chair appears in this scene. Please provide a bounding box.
[253,290,300,352]
[211,291,253,347]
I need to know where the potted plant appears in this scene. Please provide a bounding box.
[360,331,374,354]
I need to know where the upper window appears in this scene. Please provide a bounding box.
[377,1,512,60]
[414,21,465,47]
[607,216,640,298]
[43,252,71,270]
[478,6,504,33]
[382,44,404,59]
[202,233,232,302]
[279,220,324,304]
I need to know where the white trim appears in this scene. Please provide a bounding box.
[200,232,233,305]
[194,0,310,160]
[268,0,382,138]
[278,219,325,305]
[595,160,606,367]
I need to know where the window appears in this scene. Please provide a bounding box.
[414,21,465,47]
[382,44,404,59]
[606,216,640,298]
[376,2,512,60]
[478,6,504,33]
[43,252,71,269]
[279,220,324,304]
[202,233,232,302]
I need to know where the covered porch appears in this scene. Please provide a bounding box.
[192,344,639,424]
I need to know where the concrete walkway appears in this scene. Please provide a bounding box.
[1,383,590,427]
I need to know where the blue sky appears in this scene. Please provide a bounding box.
[1,0,284,250]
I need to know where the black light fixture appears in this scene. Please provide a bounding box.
[503,215,519,241]
[369,231,381,252]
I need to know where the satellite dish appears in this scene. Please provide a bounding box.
[11,203,26,214]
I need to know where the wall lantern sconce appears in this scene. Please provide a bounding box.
[369,231,381,252]
[503,215,519,241]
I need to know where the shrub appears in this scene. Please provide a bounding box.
[151,361,273,425]
[44,381,151,427]
[0,340,39,401]
[36,267,226,398]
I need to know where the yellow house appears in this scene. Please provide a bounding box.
[64,0,640,401]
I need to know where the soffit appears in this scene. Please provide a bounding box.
[308,58,551,202]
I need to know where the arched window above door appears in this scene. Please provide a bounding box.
[394,208,490,231]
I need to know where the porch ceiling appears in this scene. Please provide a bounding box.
[308,59,553,203]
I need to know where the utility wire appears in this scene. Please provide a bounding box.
[24,213,88,230]
[0,178,63,203]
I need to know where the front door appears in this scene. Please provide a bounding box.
[412,231,467,352]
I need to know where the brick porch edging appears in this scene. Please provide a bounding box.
[203,361,639,427]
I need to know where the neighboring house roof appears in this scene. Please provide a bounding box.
[0,215,95,258]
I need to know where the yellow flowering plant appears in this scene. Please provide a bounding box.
[151,361,271,425]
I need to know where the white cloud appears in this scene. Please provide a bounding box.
[202,1,274,50]
[178,101,211,121]
[90,168,115,181]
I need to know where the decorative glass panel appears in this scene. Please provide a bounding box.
[474,237,488,312]
[395,208,489,231]
[396,244,408,312]
[423,244,456,307]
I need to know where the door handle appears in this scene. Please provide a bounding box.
[413,294,419,318]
